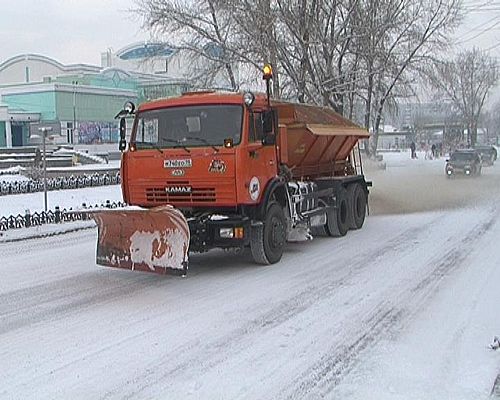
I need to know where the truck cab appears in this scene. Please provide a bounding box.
[122,91,278,213]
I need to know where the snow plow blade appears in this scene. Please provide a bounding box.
[91,206,190,275]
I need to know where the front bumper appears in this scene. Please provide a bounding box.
[188,216,252,252]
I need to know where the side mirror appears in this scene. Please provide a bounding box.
[119,118,127,151]
[114,101,136,119]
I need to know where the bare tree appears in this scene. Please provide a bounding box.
[426,48,498,145]
[134,0,241,90]
[481,98,500,144]
[351,0,462,153]
[134,0,462,150]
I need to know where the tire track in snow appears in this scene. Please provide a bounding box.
[491,374,500,397]
[283,207,498,399]
[0,272,169,335]
[109,218,443,398]
[2,208,495,399]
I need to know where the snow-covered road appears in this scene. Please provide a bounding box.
[1,154,500,399]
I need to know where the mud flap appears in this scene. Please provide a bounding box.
[91,206,190,275]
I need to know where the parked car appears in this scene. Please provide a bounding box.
[473,145,497,166]
[445,150,482,178]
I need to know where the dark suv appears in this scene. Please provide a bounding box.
[445,150,482,178]
[473,145,497,166]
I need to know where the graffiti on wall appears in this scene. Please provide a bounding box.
[78,121,119,144]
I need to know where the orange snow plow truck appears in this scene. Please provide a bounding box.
[92,67,370,275]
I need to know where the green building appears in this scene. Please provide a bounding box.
[0,53,188,147]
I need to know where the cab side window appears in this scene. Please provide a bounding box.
[249,112,264,143]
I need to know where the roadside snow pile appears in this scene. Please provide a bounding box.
[0,219,95,243]
[54,148,107,164]
[0,184,122,216]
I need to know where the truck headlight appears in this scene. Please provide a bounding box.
[219,227,244,239]
[220,228,234,238]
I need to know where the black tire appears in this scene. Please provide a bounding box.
[310,225,327,237]
[250,203,287,265]
[325,187,349,237]
[347,183,367,230]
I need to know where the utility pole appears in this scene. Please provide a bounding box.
[38,126,53,212]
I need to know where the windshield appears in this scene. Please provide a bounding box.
[132,105,243,149]
[450,152,476,161]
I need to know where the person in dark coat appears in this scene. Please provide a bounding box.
[410,141,416,159]
[34,147,42,168]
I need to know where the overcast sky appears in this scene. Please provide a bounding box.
[0,0,498,66]
[0,0,147,65]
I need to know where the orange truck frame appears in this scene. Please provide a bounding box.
[92,69,371,275]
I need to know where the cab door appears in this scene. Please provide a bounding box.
[238,110,277,204]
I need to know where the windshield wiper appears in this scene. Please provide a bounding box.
[134,141,163,154]
[160,138,191,154]
[183,136,219,153]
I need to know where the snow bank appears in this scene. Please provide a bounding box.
[0,184,122,216]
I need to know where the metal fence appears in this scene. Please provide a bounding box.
[0,169,21,176]
[0,172,120,196]
[0,200,126,231]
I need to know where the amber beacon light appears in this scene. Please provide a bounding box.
[262,64,273,80]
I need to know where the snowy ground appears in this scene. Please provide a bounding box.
[0,160,121,216]
[1,151,500,399]
[0,185,122,216]
[0,184,122,216]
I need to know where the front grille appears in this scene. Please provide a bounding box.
[146,186,216,203]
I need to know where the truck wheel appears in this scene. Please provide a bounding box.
[250,203,287,265]
[310,225,327,237]
[347,183,367,230]
[326,187,349,237]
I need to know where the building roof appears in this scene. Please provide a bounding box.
[0,54,101,74]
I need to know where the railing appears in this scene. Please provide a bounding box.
[0,200,126,232]
[0,169,21,176]
[0,172,120,196]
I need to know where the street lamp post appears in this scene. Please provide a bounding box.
[38,126,53,212]
[72,81,78,144]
